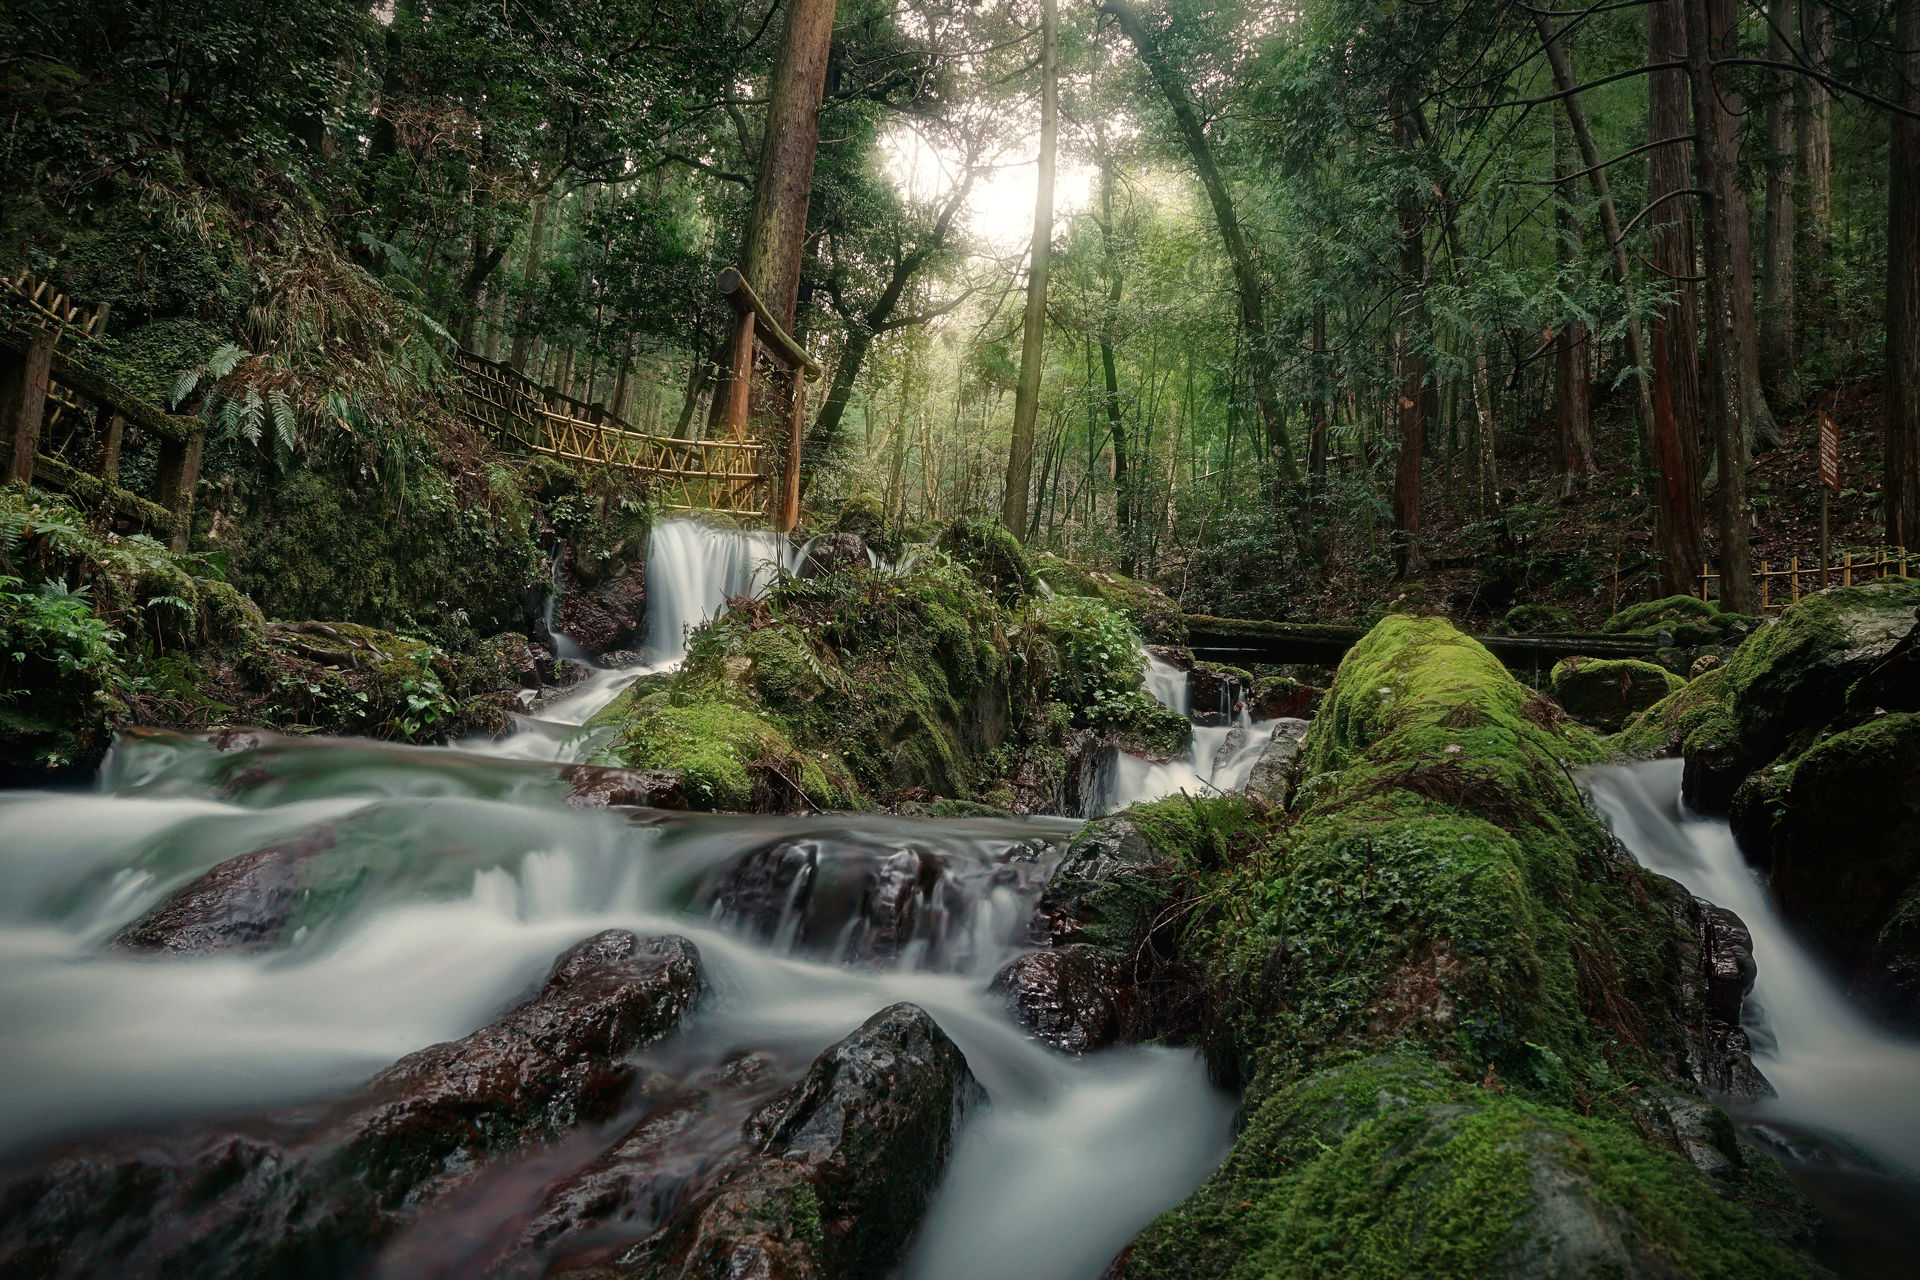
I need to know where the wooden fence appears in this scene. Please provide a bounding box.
[2,271,205,550]
[1699,547,1912,611]
[450,347,770,515]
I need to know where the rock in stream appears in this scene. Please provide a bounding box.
[0,930,705,1280]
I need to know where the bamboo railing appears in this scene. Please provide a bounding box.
[2,271,203,549]
[1699,547,1912,611]
[451,347,769,515]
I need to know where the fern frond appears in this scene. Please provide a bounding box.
[207,343,248,380]
[170,367,202,409]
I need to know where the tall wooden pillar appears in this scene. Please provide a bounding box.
[1,331,55,485]
[778,375,806,532]
[155,427,204,553]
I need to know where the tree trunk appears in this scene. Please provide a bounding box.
[1686,0,1756,611]
[1001,0,1057,542]
[1392,119,1427,580]
[1699,0,1783,453]
[509,194,550,374]
[1760,0,1797,388]
[1554,104,1596,485]
[1308,301,1329,490]
[1647,0,1706,596]
[1103,0,1298,494]
[1796,0,1834,321]
[1889,0,1920,546]
[715,0,837,442]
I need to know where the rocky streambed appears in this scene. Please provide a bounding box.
[4,519,1918,1278]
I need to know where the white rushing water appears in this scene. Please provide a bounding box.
[1088,649,1279,815]
[642,517,797,660]
[1584,760,1920,1174]
[473,518,802,763]
[0,528,1234,1279]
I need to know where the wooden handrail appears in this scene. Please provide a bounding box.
[716,268,822,379]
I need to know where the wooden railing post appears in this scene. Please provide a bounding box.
[154,427,204,553]
[1,329,55,485]
[723,308,755,443]
[778,373,805,532]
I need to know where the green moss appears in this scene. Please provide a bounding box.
[1030,550,1102,598]
[1106,688,1192,757]
[831,491,899,559]
[935,516,1035,605]
[600,693,853,812]
[1119,614,1815,1278]
[1549,657,1686,732]
[1603,594,1722,635]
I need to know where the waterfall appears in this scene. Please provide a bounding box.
[1085,648,1277,815]
[470,519,800,762]
[643,518,797,662]
[1585,760,1920,1178]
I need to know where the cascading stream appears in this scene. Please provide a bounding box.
[0,527,1234,1280]
[1584,760,1920,1170]
[475,519,801,763]
[1087,649,1279,815]
[1585,760,1920,1274]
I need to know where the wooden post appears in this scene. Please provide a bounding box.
[94,404,125,482]
[1761,561,1770,610]
[778,372,805,532]
[155,429,204,554]
[1844,550,1853,586]
[1820,488,1830,587]
[723,309,755,443]
[1791,555,1800,602]
[1,330,56,485]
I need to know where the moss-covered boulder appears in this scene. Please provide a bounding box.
[934,517,1034,605]
[1030,549,1103,599]
[831,491,900,561]
[1603,595,1757,648]
[1113,615,1818,1280]
[1250,674,1318,720]
[589,549,1015,810]
[1734,713,1920,1026]
[1616,578,1920,810]
[1550,656,1686,732]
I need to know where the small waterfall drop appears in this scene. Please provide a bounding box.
[1586,760,1920,1272]
[643,518,797,662]
[1086,648,1278,815]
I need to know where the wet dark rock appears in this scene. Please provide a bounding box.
[563,766,689,810]
[1038,814,1160,948]
[702,837,947,967]
[1244,718,1309,809]
[1658,884,1769,1099]
[558,572,648,657]
[111,826,338,955]
[1187,663,1251,716]
[1760,713,1920,1021]
[1248,674,1317,720]
[625,1003,984,1280]
[798,532,869,578]
[1032,817,1204,1046]
[1210,724,1247,774]
[0,931,705,1280]
[1684,581,1920,811]
[990,945,1137,1053]
[493,1054,790,1275]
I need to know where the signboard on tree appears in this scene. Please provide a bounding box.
[1820,412,1841,492]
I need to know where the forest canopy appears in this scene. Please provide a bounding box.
[4,0,1917,627]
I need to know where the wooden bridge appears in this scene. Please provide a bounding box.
[453,267,820,527]
[1,272,205,551]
